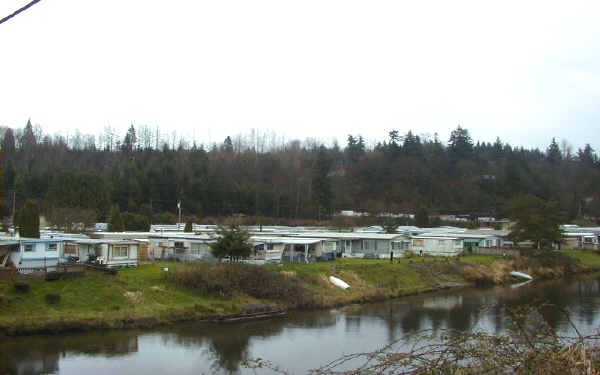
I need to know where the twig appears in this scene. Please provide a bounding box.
[0,0,42,26]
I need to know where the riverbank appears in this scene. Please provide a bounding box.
[1,251,599,336]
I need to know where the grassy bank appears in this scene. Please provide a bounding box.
[1,251,600,335]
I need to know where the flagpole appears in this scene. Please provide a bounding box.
[177,201,182,228]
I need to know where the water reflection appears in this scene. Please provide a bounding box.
[1,278,599,375]
[0,333,138,375]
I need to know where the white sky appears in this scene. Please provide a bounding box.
[1,0,599,151]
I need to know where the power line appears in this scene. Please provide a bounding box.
[0,0,42,26]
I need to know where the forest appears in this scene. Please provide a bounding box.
[1,120,599,228]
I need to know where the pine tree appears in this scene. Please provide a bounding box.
[122,124,137,153]
[312,146,332,219]
[209,221,252,261]
[509,195,564,249]
[2,128,16,157]
[184,221,193,232]
[448,125,473,160]
[222,136,233,153]
[415,207,430,227]
[546,138,562,164]
[19,199,40,238]
[109,205,125,232]
[22,119,37,151]
[577,144,596,166]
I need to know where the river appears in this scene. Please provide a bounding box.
[1,276,599,374]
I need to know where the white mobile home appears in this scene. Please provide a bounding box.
[66,239,138,267]
[286,232,407,259]
[147,234,215,261]
[411,235,464,257]
[0,238,64,273]
[280,237,337,263]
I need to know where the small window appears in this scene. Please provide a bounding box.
[24,244,34,252]
[266,243,274,251]
[47,243,58,251]
[191,243,209,255]
[174,241,184,248]
[584,237,593,244]
[64,244,77,254]
[363,240,377,250]
[113,245,128,258]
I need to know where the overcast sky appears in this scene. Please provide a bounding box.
[1,0,599,151]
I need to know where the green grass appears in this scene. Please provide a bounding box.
[457,255,502,266]
[557,250,600,269]
[0,262,243,329]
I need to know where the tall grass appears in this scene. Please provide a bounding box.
[169,263,314,308]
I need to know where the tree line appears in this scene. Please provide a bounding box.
[1,120,599,230]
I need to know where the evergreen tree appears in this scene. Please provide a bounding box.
[402,131,423,158]
[22,119,37,151]
[448,125,473,159]
[184,220,193,232]
[577,144,596,166]
[509,195,564,249]
[546,138,562,164]
[209,221,252,261]
[2,128,16,156]
[312,146,332,219]
[19,199,40,238]
[122,124,137,153]
[109,205,125,232]
[415,207,430,227]
[222,136,234,153]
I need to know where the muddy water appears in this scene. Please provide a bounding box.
[2,277,599,374]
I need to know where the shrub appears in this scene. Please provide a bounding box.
[169,263,313,308]
[404,250,416,259]
[13,282,30,294]
[45,293,61,305]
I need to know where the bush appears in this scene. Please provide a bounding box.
[13,282,30,294]
[45,293,61,305]
[404,250,416,259]
[169,263,312,308]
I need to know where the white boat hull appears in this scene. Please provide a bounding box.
[509,271,533,280]
[329,276,350,289]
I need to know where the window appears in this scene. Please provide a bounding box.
[413,239,424,247]
[191,243,210,255]
[485,240,492,247]
[24,244,34,252]
[324,242,336,251]
[174,241,184,248]
[363,240,377,251]
[113,245,128,258]
[64,244,77,254]
[391,242,404,250]
[47,243,58,252]
[454,240,462,246]
[266,243,275,251]
[584,237,593,244]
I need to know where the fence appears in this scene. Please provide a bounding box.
[0,268,17,281]
[472,247,520,258]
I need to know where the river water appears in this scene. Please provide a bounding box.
[2,277,599,375]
